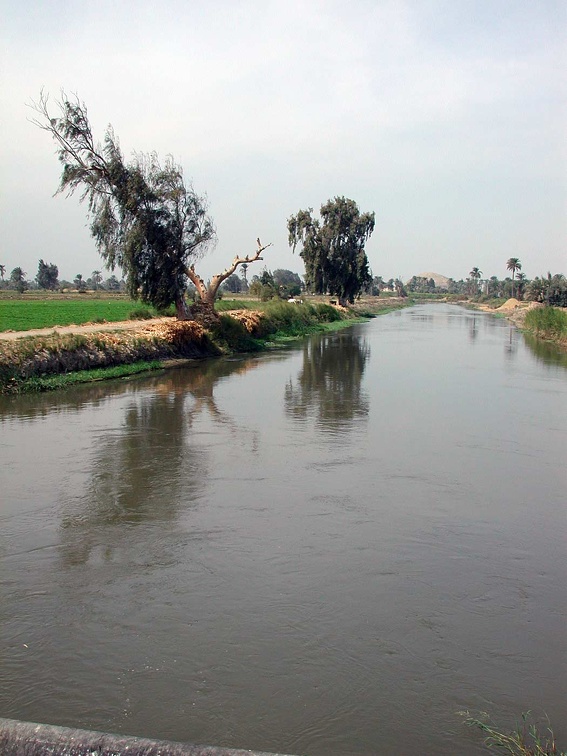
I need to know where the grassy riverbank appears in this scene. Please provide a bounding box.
[0,299,399,394]
[523,306,567,346]
[466,298,567,349]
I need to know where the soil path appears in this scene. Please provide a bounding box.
[0,316,176,341]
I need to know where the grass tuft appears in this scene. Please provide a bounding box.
[524,307,567,340]
[210,314,261,352]
[460,711,565,755]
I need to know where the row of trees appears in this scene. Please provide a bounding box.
[457,261,566,306]
[465,259,522,297]
[219,267,303,300]
[0,262,125,293]
[5,91,562,318]
[25,92,376,318]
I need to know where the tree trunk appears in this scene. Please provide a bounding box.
[175,295,191,320]
[184,240,271,324]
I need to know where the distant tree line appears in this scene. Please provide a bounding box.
[4,256,564,309]
[218,267,303,300]
[8,90,563,317]
[0,260,126,293]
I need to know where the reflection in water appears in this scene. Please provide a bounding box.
[284,330,370,432]
[469,316,478,341]
[59,358,261,567]
[523,332,567,368]
[0,379,135,421]
[1,305,567,755]
[505,326,518,358]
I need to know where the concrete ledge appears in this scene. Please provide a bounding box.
[0,717,297,756]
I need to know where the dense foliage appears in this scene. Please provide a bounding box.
[36,260,59,290]
[32,92,215,317]
[288,197,374,305]
[526,273,567,307]
[9,268,28,294]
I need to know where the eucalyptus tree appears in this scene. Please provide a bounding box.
[32,91,266,320]
[273,268,302,297]
[506,258,522,298]
[220,273,243,293]
[288,197,374,306]
[0,264,5,280]
[36,259,59,290]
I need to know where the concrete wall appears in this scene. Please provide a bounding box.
[0,717,297,756]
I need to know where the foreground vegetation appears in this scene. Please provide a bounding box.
[462,711,565,755]
[0,300,390,394]
[523,306,567,346]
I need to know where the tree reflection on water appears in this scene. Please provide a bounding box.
[284,330,370,433]
[59,358,260,566]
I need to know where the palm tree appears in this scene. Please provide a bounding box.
[515,272,527,300]
[506,258,522,298]
[469,267,482,296]
[91,270,102,290]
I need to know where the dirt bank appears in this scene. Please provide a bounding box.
[0,316,176,341]
[474,298,541,328]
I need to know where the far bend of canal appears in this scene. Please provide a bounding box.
[1,304,566,755]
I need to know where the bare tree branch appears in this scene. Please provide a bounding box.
[187,242,271,305]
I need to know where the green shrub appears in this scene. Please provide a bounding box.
[262,301,315,334]
[313,303,342,322]
[525,306,567,338]
[129,307,155,320]
[211,314,260,352]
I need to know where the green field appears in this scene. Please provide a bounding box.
[0,297,161,332]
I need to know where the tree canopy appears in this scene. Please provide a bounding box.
[36,259,59,290]
[273,268,302,297]
[506,258,522,298]
[287,197,374,305]
[10,267,28,294]
[32,91,215,318]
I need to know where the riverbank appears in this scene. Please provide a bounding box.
[467,298,567,349]
[0,299,404,394]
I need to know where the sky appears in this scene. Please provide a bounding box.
[1,0,565,285]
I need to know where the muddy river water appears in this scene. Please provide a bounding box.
[1,304,566,754]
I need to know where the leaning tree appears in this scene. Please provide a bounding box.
[288,197,374,306]
[31,91,268,320]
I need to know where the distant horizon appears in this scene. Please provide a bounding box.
[2,261,557,289]
[1,1,565,286]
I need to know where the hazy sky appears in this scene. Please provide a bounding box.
[1,0,565,285]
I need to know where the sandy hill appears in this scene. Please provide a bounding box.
[409,272,451,288]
